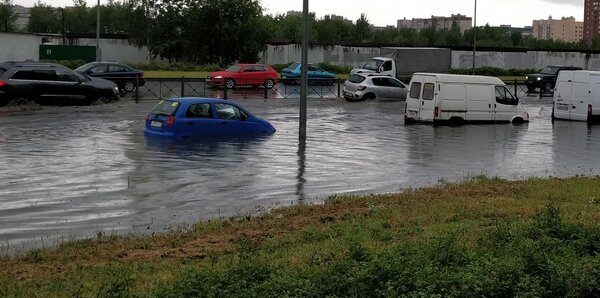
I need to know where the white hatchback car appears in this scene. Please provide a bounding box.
[343,74,408,102]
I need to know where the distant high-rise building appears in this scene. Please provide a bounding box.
[397,14,472,33]
[584,0,600,43]
[532,16,582,43]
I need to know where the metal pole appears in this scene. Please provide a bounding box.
[472,0,477,74]
[96,0,101,61]
[300,0,309,140]
[61,8,65,45]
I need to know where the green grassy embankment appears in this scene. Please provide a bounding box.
[3,176,600,297]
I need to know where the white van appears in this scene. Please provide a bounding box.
[405,73,529,124]
[553,70,600,122]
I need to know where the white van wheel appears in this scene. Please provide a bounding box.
[511,117,524,125]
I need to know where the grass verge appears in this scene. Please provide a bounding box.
[2,176,600,297]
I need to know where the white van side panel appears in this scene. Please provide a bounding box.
[465,84,492,121]
[439,83,466,120]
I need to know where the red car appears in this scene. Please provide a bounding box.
[206,64,279,89]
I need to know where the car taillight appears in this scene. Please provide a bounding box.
[357,85,366,91]
[0,80,5,87]
[166,116,175,126]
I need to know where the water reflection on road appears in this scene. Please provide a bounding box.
[0,97,599,254]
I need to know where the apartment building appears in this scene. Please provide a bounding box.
[584,0,600,43]
[397,14,472,33]
[532,16,583,43]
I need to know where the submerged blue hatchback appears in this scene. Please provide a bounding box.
[144,98,276,139]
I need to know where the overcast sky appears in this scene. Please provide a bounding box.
[12,0,584,28]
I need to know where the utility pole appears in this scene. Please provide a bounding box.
[61,8,65,45]
[300,0,308,140]
[472,0,477,74]
[96,0,101,61]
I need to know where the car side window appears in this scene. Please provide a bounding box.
[55,69,80,82]
[372,78,385,86]
[387,78,405,88]
[186,103,213,119]
[108,65,125,72]
[495,86,517,105]
[11,70,53,81]
[308,65,319,71]
[90,66,107,74]
[409,82,422,99]
[216,103,243,120]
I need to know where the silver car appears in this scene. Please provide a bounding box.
[343,74,408,102]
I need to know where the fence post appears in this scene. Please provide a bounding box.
[224,84,228,100]
[264,78,268,99]
[337,78,341,98]
[514,79,517,98]
[135,75,139,103]
[181,77,185,97]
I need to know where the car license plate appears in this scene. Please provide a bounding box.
[151,120,163,128]
[556,104,569,111]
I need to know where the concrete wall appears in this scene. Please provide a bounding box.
[0,33,43,61]
[0,32,153,64]
[263,44,600,71]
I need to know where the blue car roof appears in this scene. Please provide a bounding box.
[165,97,231,105]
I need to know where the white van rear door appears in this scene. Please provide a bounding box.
[553,72,573,119]
[420,77,437,121]
[570,80,589,121]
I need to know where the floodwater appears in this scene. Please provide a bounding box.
[1,96,599,254]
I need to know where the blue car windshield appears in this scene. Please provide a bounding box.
[151,100,180,116]
[288,62,300,70]
[362,59,384,71]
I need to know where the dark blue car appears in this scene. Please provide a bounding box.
[281,62,337,85]
[144,98,276,139]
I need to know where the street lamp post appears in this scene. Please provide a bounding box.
[472,0,477,74]
[300,0,308,140]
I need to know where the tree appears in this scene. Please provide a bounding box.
[0,0,16,32]
[64,0,93,34]
[353,13,371,42]
[27,2,60,33]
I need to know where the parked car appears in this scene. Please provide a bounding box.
[75,61,145,93]
[144,97,276,139]
[525,65,582,93]
[280,62,337,85]
[343,74,408,102]
[0,61,120,106]
[206,64,279,89]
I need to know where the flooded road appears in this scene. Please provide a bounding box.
[1,96,599,254]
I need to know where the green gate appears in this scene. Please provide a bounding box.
[39,45,96,62]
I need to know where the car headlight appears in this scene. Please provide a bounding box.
[214,76,223,79]
[537,77,542,81]
[113,86,119,93]
[525,76,529,80]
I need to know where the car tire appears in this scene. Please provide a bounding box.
[265,79,275,89]
[526,85,536,93]
[226,79,235,89]
[92,95,114,105]
[543,82,553,93]
[361,93,376,101]
[10,96,31,105]
[123,81,136,93]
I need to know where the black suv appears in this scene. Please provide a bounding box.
[525,65,582,93]
[75,61,145,93]
[0,61,120,106]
